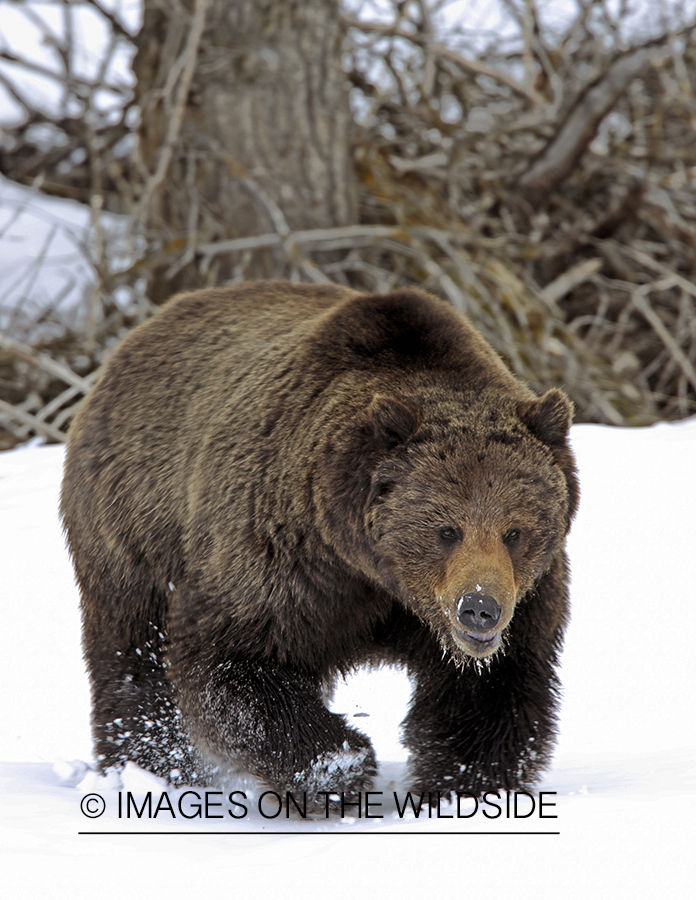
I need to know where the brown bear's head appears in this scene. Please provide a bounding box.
[359,388,578,661]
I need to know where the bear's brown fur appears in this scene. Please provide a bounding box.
[61,280,578,800]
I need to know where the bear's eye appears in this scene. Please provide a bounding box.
[439,525,462,544]
[503,528,521,546]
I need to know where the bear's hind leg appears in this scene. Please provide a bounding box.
[83,617,210,785]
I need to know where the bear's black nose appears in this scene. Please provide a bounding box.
[456,593,501,632]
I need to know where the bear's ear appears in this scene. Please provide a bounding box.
[519,388,573,447]
[368,394,420,449]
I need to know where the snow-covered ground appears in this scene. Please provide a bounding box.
[2,420,695,898]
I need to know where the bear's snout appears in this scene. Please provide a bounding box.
[439,536,515,656]
[452,592,503,654]
[456,593,501,632]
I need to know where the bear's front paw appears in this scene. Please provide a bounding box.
[290,736,377,802]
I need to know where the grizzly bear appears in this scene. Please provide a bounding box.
[61,280,578,802]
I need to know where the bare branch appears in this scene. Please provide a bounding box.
[82,0,139,40]
[134,0,210,223]
[539,258,603,306]
[0,334,94,395]
[0,399,67,443]
[514,43,674,207]
[342,13,543,104]
[631,283,696,396]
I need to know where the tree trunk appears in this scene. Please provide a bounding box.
[133,0,357,300]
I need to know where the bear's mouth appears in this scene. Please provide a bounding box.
[453,627,500,656]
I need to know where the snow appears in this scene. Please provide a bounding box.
[2,421,695,898]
